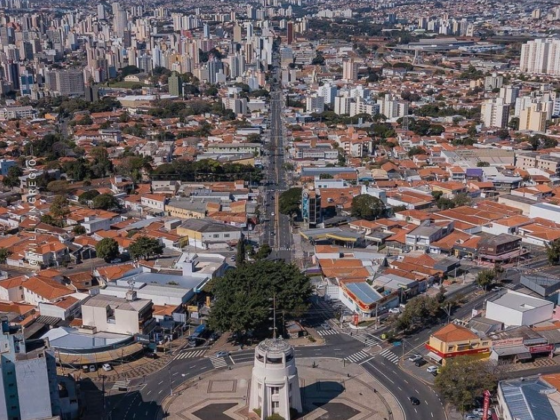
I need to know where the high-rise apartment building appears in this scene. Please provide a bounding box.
[286,21,294,44]
[168,72,182,97]
[342,59,358,82]
[519,102,548,132]
[481,97,510,128]
[520,38,560,76]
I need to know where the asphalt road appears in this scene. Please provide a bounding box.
[262,47,293,262]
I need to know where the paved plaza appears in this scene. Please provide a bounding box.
[164,358,404,420]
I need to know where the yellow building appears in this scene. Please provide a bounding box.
[165,199,207,220]
[519,103,547,132]
[426,323,491,365]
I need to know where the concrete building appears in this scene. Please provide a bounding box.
[249,338,302,420]
[305,94,324,113]
[481,97,510,128]
[0,324,78,420]
[168,72,182,97]
[342,59,358,82]
[46,69,85,96]
[377,94,408,120]
[486,290,554,328]
[81,291,155,335]
[519,102,548,132]
[520,38,560,76]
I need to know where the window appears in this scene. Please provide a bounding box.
[272,401,279,408]
[224,234,230,238]
[213,234,219,238]
[271,387,280,395]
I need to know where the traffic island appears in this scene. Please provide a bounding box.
[162,358,404,420]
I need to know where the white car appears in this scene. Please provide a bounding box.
[427,366,438,373]
[102,363,112,371]
[89,365,96,372]
[388,308,401,314]
[271,212,275,216]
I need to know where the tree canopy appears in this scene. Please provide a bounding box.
[350,194,385,220]
[476,269,496,290]
[129,236,164,260]
[50,195,70,221]
[279,187,303,217]
[208,260,312,336]
[96,238,119,261]
[435,358,497,413]
[546,238,560,265]
[92,193,120,210]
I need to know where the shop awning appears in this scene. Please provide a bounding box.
[426,351,443,363]
[493,345,528,357]
[517,352,533,361]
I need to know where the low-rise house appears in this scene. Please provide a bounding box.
[176,218,243,249]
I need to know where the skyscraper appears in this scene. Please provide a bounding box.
[481,97,510,128]
[286,21,294,45]
[233,24,242,43]
[342,59,358,81]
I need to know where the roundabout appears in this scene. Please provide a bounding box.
[162,357,403,420]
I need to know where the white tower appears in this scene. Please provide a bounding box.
[249,339,302,420]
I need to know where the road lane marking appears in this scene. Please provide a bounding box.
[414,408,418,413]
[431,412,434,417]
[404,380,409,384]
[359,356,376,365]
[158,381,163,385]
[398,386,402,391]
[158,390,163,395]
[415,389,420,394]
[229,356,236,364]
[147,390,151,395]
[364,362,395,384]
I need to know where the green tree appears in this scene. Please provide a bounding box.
[2,166,23,188]
[50,195,70,221]
[546,238,560,265]
[129,236,164,260]
[92,193,120,210]
[279,187,303,217]
[435,358,497,413]
[236,239,246,265]
[476,269,496,290]
[78,190,100,205]
[453,193,471,207]
[96,238,119,262]
[40,214,63,228]
[407,146,426,157]
[46,180,70,194]
[208,260,312,335]
[431,191,443,200]
[436,197,456,210]
[72,225,86,235]
[350,194,385,220]
[477,161,490,167]
[255,244,272,260]
[0,248,11,264]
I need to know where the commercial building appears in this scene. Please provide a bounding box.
[176,218,243,249]
[81,291,155,336]
[498,376,560,420]
[425,323,491,365]
[45,69,85,96]
[486,290,554,328]
[302,187,321,228]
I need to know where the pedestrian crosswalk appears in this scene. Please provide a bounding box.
[380,348,400,364]
[350,333,378,347]
[316,329,338,336]
[210,356,228,368]
[111,380,129,391]
[173,349,206,360]
[345,351,370,363]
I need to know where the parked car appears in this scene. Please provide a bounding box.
[102,363,112,371]
[216,351,230,358]
[409,396,420,405]
[415,359,427,367]
[388,308,401,314]
[321,323,331,330]
[431,370,438,377]
[145,352,158,359]
[82,365,89,373]
[88,365,96,372]
[408,354,422,362]
[427,365,438,373]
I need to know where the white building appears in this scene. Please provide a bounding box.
[305,94,325,113]
[481,97,510,128]
[81,292,155,335]
[377,94,408,120]
[486,290,554,328]
[342,59,358,81]
[520,38,560,76]
[249,339,302,420]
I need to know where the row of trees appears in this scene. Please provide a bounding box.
[151,159,263,183]
[95,236,164,262]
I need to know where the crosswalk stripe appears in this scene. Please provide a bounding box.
[379,349,399,364]
[316,329,338,336]
[210,356,228,368]
[345,351,370,363]
[173,349,206,360]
